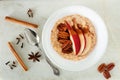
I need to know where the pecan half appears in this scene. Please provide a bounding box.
[103,70,111,79]
[61,40,73,53]
[57,31,70,39]
[98,63,106,73]
[62,40,72,49]
[57,23,67,32]
[58,39,70,44]
[106,63,115,71]
[62,47,73,53]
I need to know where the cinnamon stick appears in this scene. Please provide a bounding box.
[5,16,38,28]
[8,42,28,71]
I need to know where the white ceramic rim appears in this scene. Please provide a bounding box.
[42,5,108,71]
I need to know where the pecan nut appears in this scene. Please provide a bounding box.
[106,63,115,71]
[62,40,73,53]
[62,40,72,50]
[57,23,67,32]
[98,63,106,73]
[103,70,111,79]
[58,39,70,44]
[98,62,115,79]
[62,47,73,53]
[57,31,70,39]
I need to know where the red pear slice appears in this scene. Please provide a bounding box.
[65,21,81,55]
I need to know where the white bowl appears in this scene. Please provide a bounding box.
[42,6,108,71]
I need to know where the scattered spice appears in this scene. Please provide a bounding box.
[27,9,33,18]
[5,61,10,65]
[16,37,20,44]
[97,62,115,79]
[21,43,24,48]
[28,52,41,62]
[16,34,24,48]
[10,66,13,70]
[19,34,24,39]
[12,64,16,67]
[5,61,17,70]
[13,61,16,64]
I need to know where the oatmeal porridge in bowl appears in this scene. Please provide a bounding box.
[51,14,96,61]
[42,6,108,71]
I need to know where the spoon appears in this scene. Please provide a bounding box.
[24,28,60,76]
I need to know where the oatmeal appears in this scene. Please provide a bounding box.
[51,14,96,61]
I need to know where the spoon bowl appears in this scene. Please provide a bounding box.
[24,28,40,46]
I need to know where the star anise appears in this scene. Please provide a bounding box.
[28,52,41,62]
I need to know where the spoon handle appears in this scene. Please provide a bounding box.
[37,45,60,76]
[45,56,60,76]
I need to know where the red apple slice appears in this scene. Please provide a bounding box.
[65,21,81,55]
[72,19,86,55]
[76,29,86,55]
[82,33,92,55]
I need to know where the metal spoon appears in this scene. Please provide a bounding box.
[24,28,60,76]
